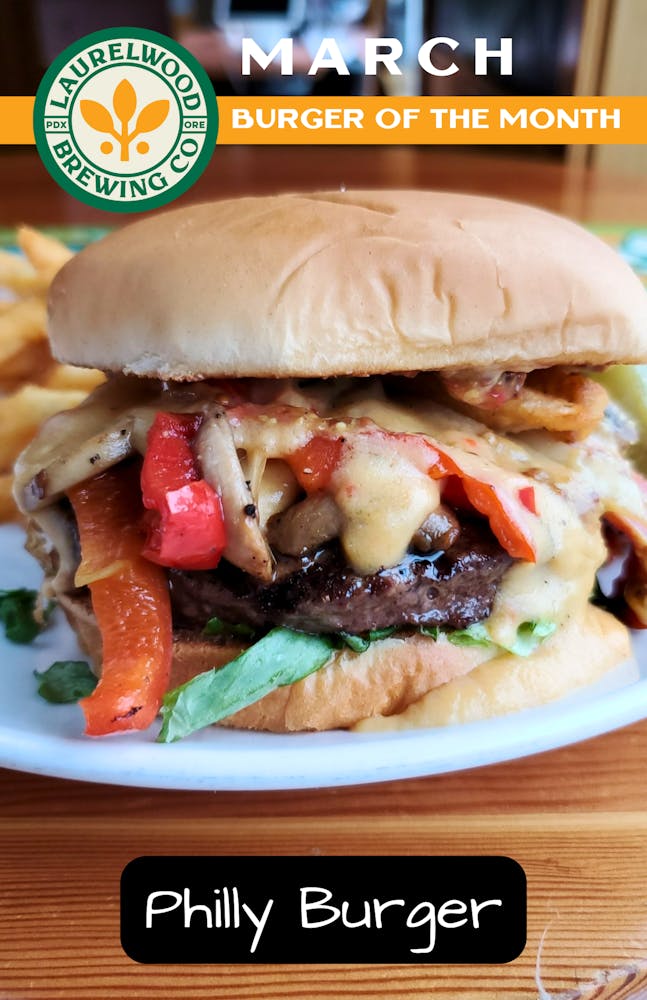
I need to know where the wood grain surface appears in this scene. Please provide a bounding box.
[2,147,647,1000]
[2,145,647,226]
[2,721,647,999]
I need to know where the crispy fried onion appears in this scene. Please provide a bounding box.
[447,369,609,440]
[441,369,526,409]
[604,506,647,627]
[625,562,647,626]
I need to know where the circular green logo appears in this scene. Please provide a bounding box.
[34,27,218,213]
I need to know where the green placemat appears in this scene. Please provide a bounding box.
[0,226,111,252]
[591,226,647,279]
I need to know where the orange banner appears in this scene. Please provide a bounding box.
[217,96,647,145]
[4,95,647,145]
[0,97,36,143]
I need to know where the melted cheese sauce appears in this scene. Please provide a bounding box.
[15,374,643,644]
[483,483,605,647]
[331,438,441,574]
[335,391,608,640]
[354,603,634,730]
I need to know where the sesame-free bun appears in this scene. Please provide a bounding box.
[58,592,630,733]
[48,191,647,380]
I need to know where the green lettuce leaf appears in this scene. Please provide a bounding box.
[158,627,334,743]
[505,620,557,657]
[419,625,441,640]
[419,619,556,657]
[338,631,370,652]
[338,627,397,652]
[447,622,492,648]
[0,588,49,645]
[35,660,97,704]
[203,616,256,639]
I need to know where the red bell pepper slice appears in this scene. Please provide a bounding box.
[336,427,537,563]
[461,478,536,562]
[517,485,537,515]
[365,428,537,563]
[288,435,345,493]
[68,465,173,736]
[141,412,202,506]
[427,445,536,563]
[141,412,227,571]
[441,476,471,511]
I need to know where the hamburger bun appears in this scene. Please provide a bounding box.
[48,191,647,380]
[58,592,630,732]
[22,190,646,739]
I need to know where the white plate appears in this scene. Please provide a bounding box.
[1,523,647,790]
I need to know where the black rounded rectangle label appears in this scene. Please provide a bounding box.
[121,856,526,964]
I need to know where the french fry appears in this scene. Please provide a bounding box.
[0,298,47,367]
[0,473,17,521]
[44,363,105,393]
[0,248,46,295]
[0,384,86,469]
[17,226,73,282]
[0,227,106,524]
[0,342,52,389]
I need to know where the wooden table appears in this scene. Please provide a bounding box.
[2,147,647,1000]
[2,145,647,225]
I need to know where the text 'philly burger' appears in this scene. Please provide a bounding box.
[14,190,647,741]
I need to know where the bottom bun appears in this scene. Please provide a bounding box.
[355,603,633,731]
[59,592,490,731]
[58,594,632,732]
[221,632,491,731]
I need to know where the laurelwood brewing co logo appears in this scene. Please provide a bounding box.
[34,28,218,212]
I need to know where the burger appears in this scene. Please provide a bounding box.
[13,190,647,742]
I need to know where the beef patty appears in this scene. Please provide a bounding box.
[169,518,512,635]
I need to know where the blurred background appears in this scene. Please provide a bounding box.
[1,0,646,173]
[0,0,646,231]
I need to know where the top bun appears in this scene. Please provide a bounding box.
[48,190,647,379]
